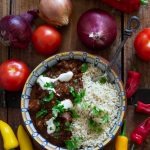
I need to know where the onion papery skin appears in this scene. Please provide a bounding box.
[0,15,32,49]
[77,9,117,50]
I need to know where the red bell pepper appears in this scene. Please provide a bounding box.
[136,101,150,114]
[102,0,148,14]
[125,71,141,99]
[131,117,150,145]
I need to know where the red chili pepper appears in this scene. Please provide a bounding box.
[125,71,141,99]
[136,101,150,114]
[131,117,150,145]
[102,0,148,14]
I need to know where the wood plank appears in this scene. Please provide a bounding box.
[7,0,123,149]
[0,0,10,149]
[124,4,150,88]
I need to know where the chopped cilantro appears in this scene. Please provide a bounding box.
[42,92,54,103]
[70,109,80,119]
[81,63,88,73]
[91,106,103,117]
[44,82,54,88]
[36,108,48,118]
[73,79,78,84]
[88,118,103,133]
[102,113,110,123]
[65,137,81,150]
[64,122,73,131]
[54,120,60,132]
[69,86,76,97]
[99,76,108,84]
[69,87,85,104]
[52,104,65,117]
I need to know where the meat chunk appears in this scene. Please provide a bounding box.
[29,99,41,112]
[60,112,72,123]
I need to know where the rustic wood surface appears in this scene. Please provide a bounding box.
[0,0,150,150]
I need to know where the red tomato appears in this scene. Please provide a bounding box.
[0,59,30,91]
[134,28,150,61]
[32,25,62,55]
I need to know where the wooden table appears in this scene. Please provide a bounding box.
[0,0,150,150]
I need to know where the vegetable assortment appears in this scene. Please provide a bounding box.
[0,0,150,149]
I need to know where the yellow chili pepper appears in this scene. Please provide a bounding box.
[115,120,128,150]
[17,125,33,150]
[0,120,19,150]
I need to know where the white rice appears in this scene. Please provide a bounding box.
[71,65,120,148]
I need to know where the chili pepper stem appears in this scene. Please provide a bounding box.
[131,144,135,150]
[121,120,126,136]
[140,0,148,5]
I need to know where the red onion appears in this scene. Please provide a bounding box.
[77,9,117,49]
[0,10,37,49]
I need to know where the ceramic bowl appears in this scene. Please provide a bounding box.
[21,51,126,150]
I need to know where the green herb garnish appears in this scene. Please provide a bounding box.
[88,118,103,133]
[52,104,65,117]
[44,82,54,88]
[42,92,54,103]
[69,87,85,104]
[81,63,88,73]
[91,106,103,117]
[73,79,78,84]
[54,120,61,132]
[36,108,48,118]
[99,76,108,84]
[65,137,81,150]
[70,109,80,119]
[64,122,73,131]
[102,113,110,123]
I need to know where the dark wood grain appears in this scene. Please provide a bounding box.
[0,0,10,149]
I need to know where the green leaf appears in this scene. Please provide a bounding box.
[36,109,48,118]
[64,122,73,131]
[91,106,103,117]
[52,104,65,117]
[88,118,103,133]
[65,137,81,150]
[54,120,61,132]
[69,87,85,104]
[70,109,80,118]
[102,113,110,123]
[73,79,78,84]
[99,76,108,84]
[44,82,54,88]
[81,63,88,73]
[69,86,76,97]
[42,92,54,103]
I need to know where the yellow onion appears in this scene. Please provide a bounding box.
[39,0,72,26]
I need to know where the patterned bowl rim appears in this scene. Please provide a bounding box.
[21,51,126,150]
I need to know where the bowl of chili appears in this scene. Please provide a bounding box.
[21,51,126,150]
